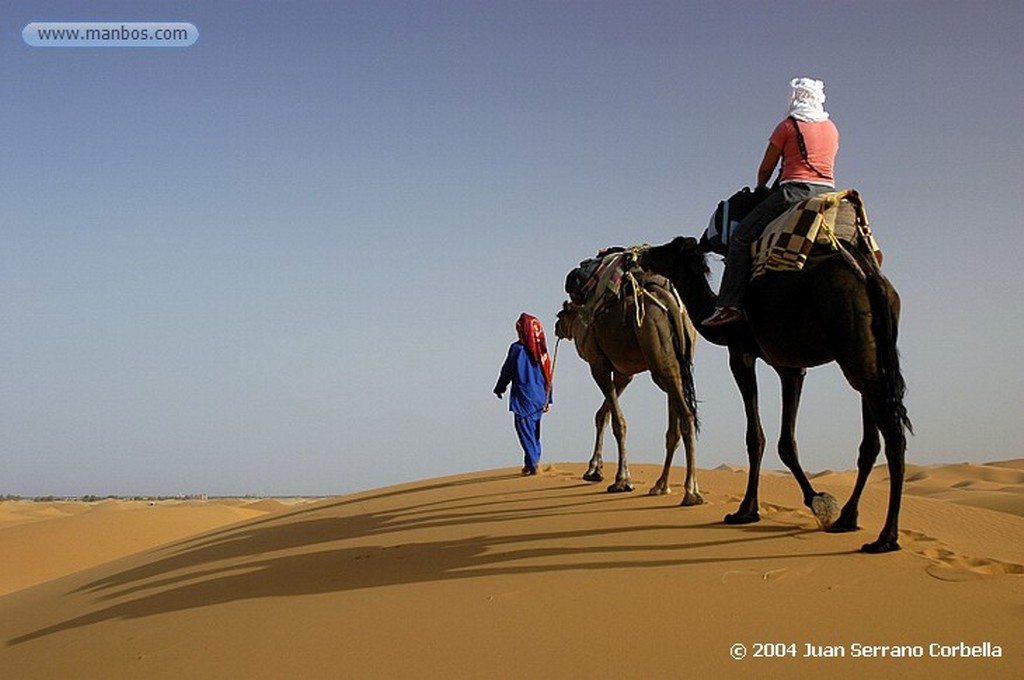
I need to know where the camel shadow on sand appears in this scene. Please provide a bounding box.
[10,471,851,646]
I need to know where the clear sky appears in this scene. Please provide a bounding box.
[3,1,1022,497]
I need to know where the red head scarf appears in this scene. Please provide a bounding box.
[516,313,553,391]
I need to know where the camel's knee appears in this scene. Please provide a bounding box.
[777,439,800,471]
[857,437,881,470]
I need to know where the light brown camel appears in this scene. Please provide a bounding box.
[641,236,911,553]
[554,271,703,505]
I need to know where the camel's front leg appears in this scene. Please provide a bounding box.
[775,367,840,528]
[607,403,634,493]
[724,349,764,524]
[591,365,633,493]
[585,373,632,483]
[584,401,609,482]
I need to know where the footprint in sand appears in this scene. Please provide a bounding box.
[900,529,1024,581]
[721,568,790,583]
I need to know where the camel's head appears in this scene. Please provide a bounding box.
[554,300,578,341]
[641,236,710,284]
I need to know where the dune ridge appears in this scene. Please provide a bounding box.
[1,460,1021,679]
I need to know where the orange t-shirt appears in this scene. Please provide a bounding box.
[770,118,839,185]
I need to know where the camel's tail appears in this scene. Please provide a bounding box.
[857,249,913,437]
[676,316,701,434]
[644,278,700,433]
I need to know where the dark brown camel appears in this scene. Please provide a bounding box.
[554,271,703,505]
[641,236,911,553]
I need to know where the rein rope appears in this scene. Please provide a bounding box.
[546,337,560,403]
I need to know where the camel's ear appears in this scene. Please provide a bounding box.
[696,233,717,254]
[675,236,695,251]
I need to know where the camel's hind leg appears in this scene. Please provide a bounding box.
[647,379,702,505]
[674,401,703,506]
[827,379,905,552]
[831,261,908,553]
[863,429,905,553]
[829,398,879,533]
[584,373,632,483]
[855,393,906,553]
[638,298,702,503]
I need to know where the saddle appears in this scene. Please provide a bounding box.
[564,245,657,324]
[750,189,882,279]
[565,246,626,305]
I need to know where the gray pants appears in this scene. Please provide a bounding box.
[717,182,831,308]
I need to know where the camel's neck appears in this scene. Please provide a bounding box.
[564,312,590,345]
[669,269,728,346]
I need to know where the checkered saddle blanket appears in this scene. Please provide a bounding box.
[750,189,882,279]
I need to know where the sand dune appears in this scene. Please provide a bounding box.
[1,460,1021,679]
[0,498,311,596]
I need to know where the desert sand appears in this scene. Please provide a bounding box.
[1,460,1021,679]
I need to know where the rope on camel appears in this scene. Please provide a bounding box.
[625,270,670,328]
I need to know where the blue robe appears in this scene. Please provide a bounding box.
[494,342,551,472]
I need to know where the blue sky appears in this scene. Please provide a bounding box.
[3,1,1022,496]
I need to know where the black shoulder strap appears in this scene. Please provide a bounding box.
[788,116,830,180]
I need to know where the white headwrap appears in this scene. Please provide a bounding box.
[787,77,829,122]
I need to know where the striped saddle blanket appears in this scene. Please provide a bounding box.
[564,245,649,323]
[750,189,882,279]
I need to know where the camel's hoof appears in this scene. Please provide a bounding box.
[811,493,841,529]
[582,471,604,483]
[861,538,901,554]
[681,492,704,507]
[827,509,860,533]
[648,485,669,497]
[724,510,760,525]
[607,481,634,493]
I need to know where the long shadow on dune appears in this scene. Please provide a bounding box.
[72,475,598,599]
[160,472,522,551]
[9,473,849,646]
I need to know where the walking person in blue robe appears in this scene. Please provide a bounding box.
[494,313,553,475]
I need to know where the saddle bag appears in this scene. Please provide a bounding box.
[565,246,625,305]
[700,186,766,255]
